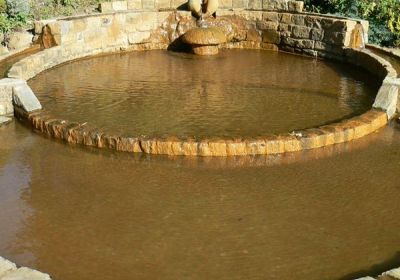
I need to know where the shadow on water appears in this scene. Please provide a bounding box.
[339,252,400,280]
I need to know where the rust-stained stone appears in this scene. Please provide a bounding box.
[192,45,219,55]
[20,108,388,156]
[265,136,285,154]
[62,123,81,143]
[182,27,227,45]
[283,136,302,152]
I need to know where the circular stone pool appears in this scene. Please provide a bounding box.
[28,49,380,139]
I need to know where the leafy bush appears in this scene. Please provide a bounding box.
[304,0,400,47]
[0,0,6,13]
[0,0,102,34]
[6,0,30,17]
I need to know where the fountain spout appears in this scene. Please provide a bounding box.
[350,22,366,49]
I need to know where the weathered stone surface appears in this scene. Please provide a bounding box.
[262,29,280,43]
[128,0,142,9]
[219,0,233,9]
[7,32,33,51]
[12,83,42,113]
[142,0,155,9]
[262,0,288,11]
[287,0,303,12]
[248,0,262,9]
[0,256,17,277]
[182,27,227,45]
[291,25,310,39]
[0,78,26,116]
[192,45,219,55]
[100,2,113,12]
[0,116,12,126]
[381,268,400,279]
[262,11,279,21]
[128,31,151,43]
[1,267,51,280]
[373,81,399,119]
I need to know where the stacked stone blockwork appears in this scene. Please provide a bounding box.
[99,0,304,13]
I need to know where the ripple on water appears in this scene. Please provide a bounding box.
[28,49,380,138]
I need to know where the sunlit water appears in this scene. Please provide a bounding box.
[1,49,400,280]
[1,121,400,280]
[28,50,380,138]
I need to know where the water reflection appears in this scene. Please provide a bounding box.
[1,122,400,280]
[28,50,379,138]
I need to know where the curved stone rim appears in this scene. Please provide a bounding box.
[6,9,399,156]
[8,48,393,157]
[14,105,388,156]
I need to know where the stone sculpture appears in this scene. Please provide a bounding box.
[188,0,219,19]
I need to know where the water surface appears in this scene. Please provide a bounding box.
[28,50,380,138]
[1,121,400,280]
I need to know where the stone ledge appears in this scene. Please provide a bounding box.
[14,108,388,156]
[0,257,51,280]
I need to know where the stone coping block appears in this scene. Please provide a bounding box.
[12,83,42,113]
[367,44,400,114]
[373,78,399,119]
[0,78,27,116]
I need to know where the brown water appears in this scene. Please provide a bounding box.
[2,49,400,280]
[1,120,400,280]
[28,50,380,138]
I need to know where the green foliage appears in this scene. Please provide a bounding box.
[0,0,102,34]
[0,0,6,13]
[304,0,400,47]
[6,0,30,17]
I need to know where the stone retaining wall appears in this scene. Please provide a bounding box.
[10,9,369,79]
[2,8,398,156]
[99,0,304,13]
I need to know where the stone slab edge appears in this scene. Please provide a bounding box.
[367,44,400,115]
[0,256,51,280]
[0,78,42,117]
[354,266,400,280]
